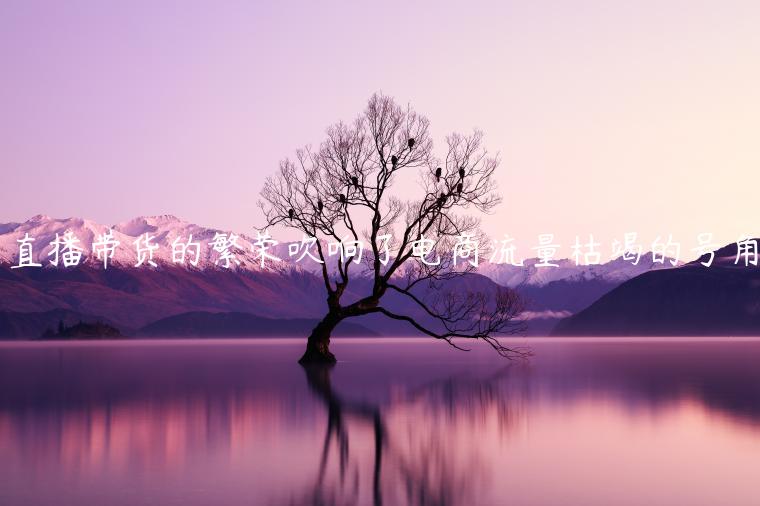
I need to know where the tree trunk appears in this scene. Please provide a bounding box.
[299,312,341,364]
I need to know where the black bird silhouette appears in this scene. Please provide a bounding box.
[407,138,415,149]
[339,193,346,204]
[391,155,398,166]
[435,167,442,181]
[317,200,324,212]
[351,176,359,188]
[459,167,465,179]
[438,192,447,204]
[288,208,294,220]
[457,182,463,194]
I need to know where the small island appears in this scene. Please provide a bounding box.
[41,320,123,340]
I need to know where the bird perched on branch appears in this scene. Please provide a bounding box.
[408,138,415,150]
[317,200,324,213]
[351,176,359,188]
[391,155,398,167]
[459,167,465,179]
[435,167,442,181]
[288,208,294,220]
[339,194,346,204]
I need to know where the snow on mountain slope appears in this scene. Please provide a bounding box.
[0,214,290,271]
[478,256,677,288]
[0,215,674,285]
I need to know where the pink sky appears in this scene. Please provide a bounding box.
[1,0,759,257]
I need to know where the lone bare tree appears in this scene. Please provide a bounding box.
[259,93,525,364]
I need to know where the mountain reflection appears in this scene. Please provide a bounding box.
[1,339,760,506]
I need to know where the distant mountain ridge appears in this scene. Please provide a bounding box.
[138,311,377,337]
[0,263,332,331]
[0,214,294,272]
[1,215,672,283]
[553,240,760,336]
[477,255,676,287]
[0,215,700,338]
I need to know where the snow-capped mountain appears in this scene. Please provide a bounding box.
[0,215,692,337]
[478,256,677,288]
[0,215,675,286]
[0,214,290,271]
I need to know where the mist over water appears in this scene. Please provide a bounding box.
[1,338,759,506]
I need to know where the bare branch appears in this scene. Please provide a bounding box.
[257,93,524,360]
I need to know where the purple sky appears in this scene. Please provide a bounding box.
[2,1,759,257]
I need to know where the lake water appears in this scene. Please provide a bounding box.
[1,337,760,506]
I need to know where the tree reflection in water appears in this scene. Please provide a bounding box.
[286,364,521,506]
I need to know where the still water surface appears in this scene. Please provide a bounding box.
[1,337,760,506]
